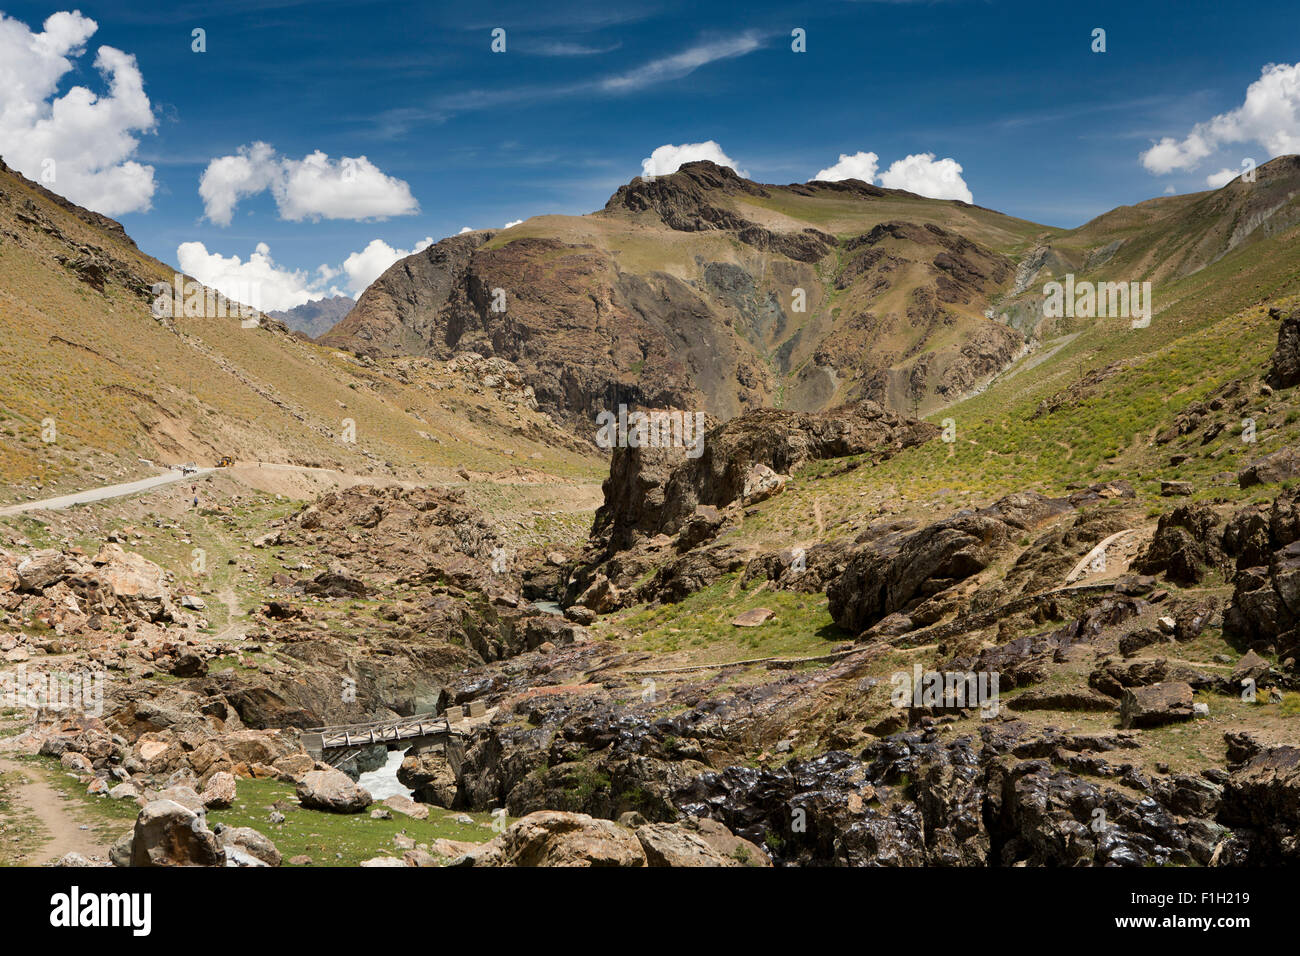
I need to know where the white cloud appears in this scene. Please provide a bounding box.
[199,142,419,225]
[808,150,973,202]
[177,241,322,314]
[503,218,524,228]
[339,236,433,293]
[1140,62,1300,174]
[602,33,763,93]
[1206,168,1238,188]
[457,226,474,234]
[177,234,437,310]
[0,10,157,216]
[1163,184,1177,195]
[641,140,748,178]
[810,151,880,183]
[878,153,973,202]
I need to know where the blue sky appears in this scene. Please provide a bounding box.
[1,0,1297,311]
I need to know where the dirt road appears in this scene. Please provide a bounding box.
[0,755,110,865]
[0,468,214,516]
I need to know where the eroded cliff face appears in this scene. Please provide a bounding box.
[321,162,1028,431]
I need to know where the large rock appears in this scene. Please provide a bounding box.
[741,463,787,505]
[200,771,237,809]
[1239,447,1300,488]
[397,748,457,807]
[1265,308,1300,389]
[828,492,1070,635]
[1220,745,1300,861]
[1133,504,1223,586]
[452,811,646,867]
[78,545,175,622]
[588,400,937,554]
[129,799,226,867]
[16,550,68,591]
[636,818,770,866]
[383,794,430,820]
[1223,487,1300,659]
[215,824,281,867]
[295,768,372,813]
[1119,682,1194,729]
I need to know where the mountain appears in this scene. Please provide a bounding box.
[321,161,1051,424]
[269,295,356,338]
[0,156,597,504]
[6,154,1300,870]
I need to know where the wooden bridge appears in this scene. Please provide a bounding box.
[301,714,468,768]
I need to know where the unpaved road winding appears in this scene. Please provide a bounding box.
[0,468,215,516]
[0,755,109,865]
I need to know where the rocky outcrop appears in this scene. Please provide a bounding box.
[1220,744,1300,861]
[1223,487,1300,660]
[827,492,1071,636]
[1265,308,1300,388]
[589,400,936,554]
[1238,446,1300,487]
[397,747,458,807]
[1132,504,1224,585]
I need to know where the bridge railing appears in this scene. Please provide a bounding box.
[307,713,467,752]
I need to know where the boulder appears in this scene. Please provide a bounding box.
[83,544,175,622]
[829,492,1069,634]
[1265,308,1300,389]
[731,607,774,627]
[200,771,237,809]
[636,819,770,866]
[16,550,68,591]
[431,838,480,858]
[676,505,725,551]
[575,574,620,613]
[397,749,457,807]
[295,768,372,813]
[129,799,225,867]
[741,463,787,504]
[157,785,204,812]
[1239,447,1300,488]
[168,653,207,678]
[383,794,430,820]
[1133,505,1223,586]
[451,811,646,867]
[271,752,316,781]
[109,830,133,868]
[215,824,281,866]
[60,752,93,774]
[1231,649,1274,687]
[1119,682,1195,729]
[303,566,368,598]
